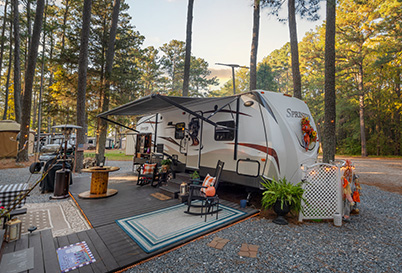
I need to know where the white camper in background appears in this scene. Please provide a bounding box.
[99,90,319,189]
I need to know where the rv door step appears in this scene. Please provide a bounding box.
[171,172,192,184]
[158,172,195,199]
[159,184,180,199]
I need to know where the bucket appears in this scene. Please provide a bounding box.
[333,212,342,227]
[240,199,247,208]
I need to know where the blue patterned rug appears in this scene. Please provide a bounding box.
[116,202,246,253]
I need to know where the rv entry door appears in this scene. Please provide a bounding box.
[185,116,202,169]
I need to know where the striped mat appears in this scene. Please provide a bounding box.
[116,202,246,253]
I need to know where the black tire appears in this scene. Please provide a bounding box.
[29,162,42,174]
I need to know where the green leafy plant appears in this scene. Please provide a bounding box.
[261,177,307,213]
[190,170,200,180]
[161,159,172,166]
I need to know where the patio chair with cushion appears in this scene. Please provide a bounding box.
[137,163,159,186]
[184,160,224,221]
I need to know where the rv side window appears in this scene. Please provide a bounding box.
[175,122,185,139]
[215,121,235,141]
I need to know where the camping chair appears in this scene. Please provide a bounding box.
[184,160,225,221]
[137,162,159,186]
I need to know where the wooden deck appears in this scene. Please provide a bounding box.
[1,175,259,273]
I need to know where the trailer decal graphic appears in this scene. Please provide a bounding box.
[159,136,181,147]
[295,133,318,151]
[203,109,251,117]
[235,143,280,172]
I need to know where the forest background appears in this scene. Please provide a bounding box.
[0,0,400,164]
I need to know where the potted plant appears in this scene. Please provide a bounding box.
[189,170,201,184]
[261,177,306,225]
[190,170,200,180]
[160,159,172,173]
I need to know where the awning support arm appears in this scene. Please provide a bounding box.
[234,96,240,160]
[137,114,156,126]
[157,95,219,127]
[100,116,139,133]
[205,97,238,120]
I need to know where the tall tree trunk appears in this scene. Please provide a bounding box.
[393,67,402,155]
[27,0,31,45]
[13,0,22,123]
[322,0,336,163]
[75,0,92,172]
[358,64,367,157]
[95,0,120,165]
[288,0,302,99]
[250,0,260,91]
[0,0,9,79]
[95,15,107,154]
[32,87,37,128]
[2,14,12,120]
[394,71,401,155]
[182,0,194,97]
[48,28,54,86]
[16,0,45,162]
[61,0,70,54]
[25,0,31,68]
[36,0,48,155]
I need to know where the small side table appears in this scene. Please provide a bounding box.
[78,166,120,199]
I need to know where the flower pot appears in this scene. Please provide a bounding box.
[273,199,290,225]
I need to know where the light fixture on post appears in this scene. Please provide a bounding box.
[215,63,249,95]
[5,218,22,242]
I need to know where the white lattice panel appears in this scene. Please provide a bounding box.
[299,163,342,221]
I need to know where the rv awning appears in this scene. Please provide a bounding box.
[97,94,240,118]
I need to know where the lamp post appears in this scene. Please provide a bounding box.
[215,63,249,95]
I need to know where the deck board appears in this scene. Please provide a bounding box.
[40,230,60,273]
[66,176,259,271]
[69,177,180,227]
[76,230,108,273]
[14,235,29,273]
[67,233,94,273]
[1,175,258,273]
[85,228,119,272]
[28,232,44,273]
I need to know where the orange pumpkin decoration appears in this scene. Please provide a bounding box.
[205,186,216,197]
[353,191,360,203]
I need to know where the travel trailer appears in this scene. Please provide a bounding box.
[99,90,319,189]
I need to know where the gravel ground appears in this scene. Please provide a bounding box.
[125,184,402,273]
[1,160,401,272]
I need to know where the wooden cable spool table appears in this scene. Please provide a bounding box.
[78,166,120,199]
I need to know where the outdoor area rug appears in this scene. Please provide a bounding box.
[116,202,246,253]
